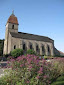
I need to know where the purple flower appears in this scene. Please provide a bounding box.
[37,76,40,79]
[26,80,30,83]
[38,67,43,74]
[43,75,47,78]
[28,65,32,70]
[20,64,24,67]
[10,59,15,62]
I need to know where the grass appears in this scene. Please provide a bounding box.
[51,75,64,85]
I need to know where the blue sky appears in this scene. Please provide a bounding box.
[0,0,64,52]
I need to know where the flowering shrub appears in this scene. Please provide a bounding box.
[51,57,64,75]
[0,55,64,85]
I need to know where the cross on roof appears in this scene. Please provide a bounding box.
[12,10,14,15]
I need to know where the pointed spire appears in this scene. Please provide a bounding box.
[11,10,15,16]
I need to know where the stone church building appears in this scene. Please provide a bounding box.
[3,12,54,56]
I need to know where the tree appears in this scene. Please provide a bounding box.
[0,39,4,56]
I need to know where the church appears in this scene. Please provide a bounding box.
[3,12,54,56]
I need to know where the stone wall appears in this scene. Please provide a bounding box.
[3,22,18,54]
[9,37,54,56]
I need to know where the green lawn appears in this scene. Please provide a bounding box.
[51,75,64,85]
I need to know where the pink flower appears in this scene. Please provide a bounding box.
[48,81,51,84]
[43,75,47,78]
[25,63,28,66]
[16,56,22,61]
[7,61,10,64]
[28,65,32,69]
[38,71,43,74]
[26,80,30,83]
[37,76,40,79]
[7,66,12,68]
[10,59,15,62]
[28,65,32,71]
[40,67,43,71]
[38,67,43,74]
[20,64,24,67]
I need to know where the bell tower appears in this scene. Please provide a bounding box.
[3,11,19,54]
[6,11,19,33]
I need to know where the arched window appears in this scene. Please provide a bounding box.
[12,25,14,29]
[47,45,51,55]
[30,44,32,49]
[36,45,39,51]
[48,46,50,52]
[14,45,16,49]
[42,46,45,52]
[42,45,45,55]
[23,44,26,50]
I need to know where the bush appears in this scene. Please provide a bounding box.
[27,49,36,55]
[3,55,61,85]
[51,75,64,85]
[51,58,64,75]
[1,55,64,85]
[4,54,11,58]
[56,76,64,81]
[11,49,23,58]
[1,55,54,85]
[0,76,7,85]
[0,39,4,56]
[51,81,64,85]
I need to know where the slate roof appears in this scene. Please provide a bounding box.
[54,47,64,56]
[58,50,64,55]
[10,32,54,43]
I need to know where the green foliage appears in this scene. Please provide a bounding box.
[51,81,64,85]
[27,49,36,55]
[16,82,23,85]
[56,76,64,81]
[4,54,11,58]
[0,39,4,56]
[51,75,64,85]
[43,56,47,59]
[0,69,22,85]
[11,49,23,58]
[44,56,54,60]
[0,76,7,85]
[52,58,64,75]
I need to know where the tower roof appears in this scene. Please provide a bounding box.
[7,11,19,25]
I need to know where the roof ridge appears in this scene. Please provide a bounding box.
[18,32,53,40]
[58,50,64,54]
